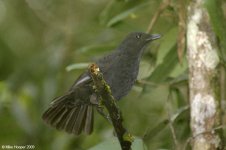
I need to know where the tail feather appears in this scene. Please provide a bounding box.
[42,104,59,120]
[49,106,66,125]
[84,105,94,134]
[64,107,80,133]
[50,94,71,107]
[55,108,73,130]
[42,94,94,135]
[51,107,68,127]
[43,105,62,124]
[72,105,87,134]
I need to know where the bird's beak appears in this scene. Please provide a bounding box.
[146,34,161,41]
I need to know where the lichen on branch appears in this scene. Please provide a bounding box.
[187,0,222,149]
[88,63,133,150]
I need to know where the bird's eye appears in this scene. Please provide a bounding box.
[136,34,141,39]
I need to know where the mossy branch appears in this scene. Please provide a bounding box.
[88,63,133,150]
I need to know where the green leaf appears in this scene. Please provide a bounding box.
[144,119,169,141]
[169,55,187,78]
[0,39,15,80]
[107,2,149,27]
[0,82,12,105]
[148,44,178,83]
[144,106,189,141]
[137,60,155,80]
[169,73,188,87]
[76,43,116,54]
[99,0,116,25]
[205,0,226,60]
[11,99,34,135]
[89,137,147,150]
[66,63,90,72]
[156,27,178,65]
[170,105,189,122]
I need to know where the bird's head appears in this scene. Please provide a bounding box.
[118,32,161,55]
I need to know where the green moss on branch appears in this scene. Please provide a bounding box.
[88,63,133,150]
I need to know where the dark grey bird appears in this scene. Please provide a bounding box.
[42,32,161,135]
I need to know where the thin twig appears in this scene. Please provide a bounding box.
[143,105,189,141]
[176,0,186,64]
[220,64,226,147]
[146,0,171,33]
[136,80,157,87]
[166,90,179,149]
[88,64,133,150]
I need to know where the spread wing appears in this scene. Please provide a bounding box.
[42,51,120,135]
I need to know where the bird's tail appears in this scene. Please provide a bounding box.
[42,93,94,135]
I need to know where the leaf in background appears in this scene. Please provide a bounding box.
[89,137,147,150]
[137,60,155,80]
[143,120,169,141]
[144,26,180,84]
[107,2,150,27]
[169,55,187,78]
[76,43,116,54]
[0,39,15,80]
[148,44,178,83]
[144,106,189,141]
[171,87,187,109]
[0,82,12,108]
[156,27,178,65]
[169,73,188,87]
[99,0,116,25]
[170,105,189,122]
[51,135,72,150]
[66,62,90,72]
[10,99,34,136]
[205,0,226,61]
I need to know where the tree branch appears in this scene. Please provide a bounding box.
[88,64,133,150]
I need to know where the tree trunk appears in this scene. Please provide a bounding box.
[187,0,222,149]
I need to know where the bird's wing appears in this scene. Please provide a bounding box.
[42,52,120,135]
[70,52,119,89]
[70,71,92,89]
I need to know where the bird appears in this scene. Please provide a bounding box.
[42,32,161,135]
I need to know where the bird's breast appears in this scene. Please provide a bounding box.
[102,57,139,100]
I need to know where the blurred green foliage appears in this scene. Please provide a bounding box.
[0,0,225,150]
